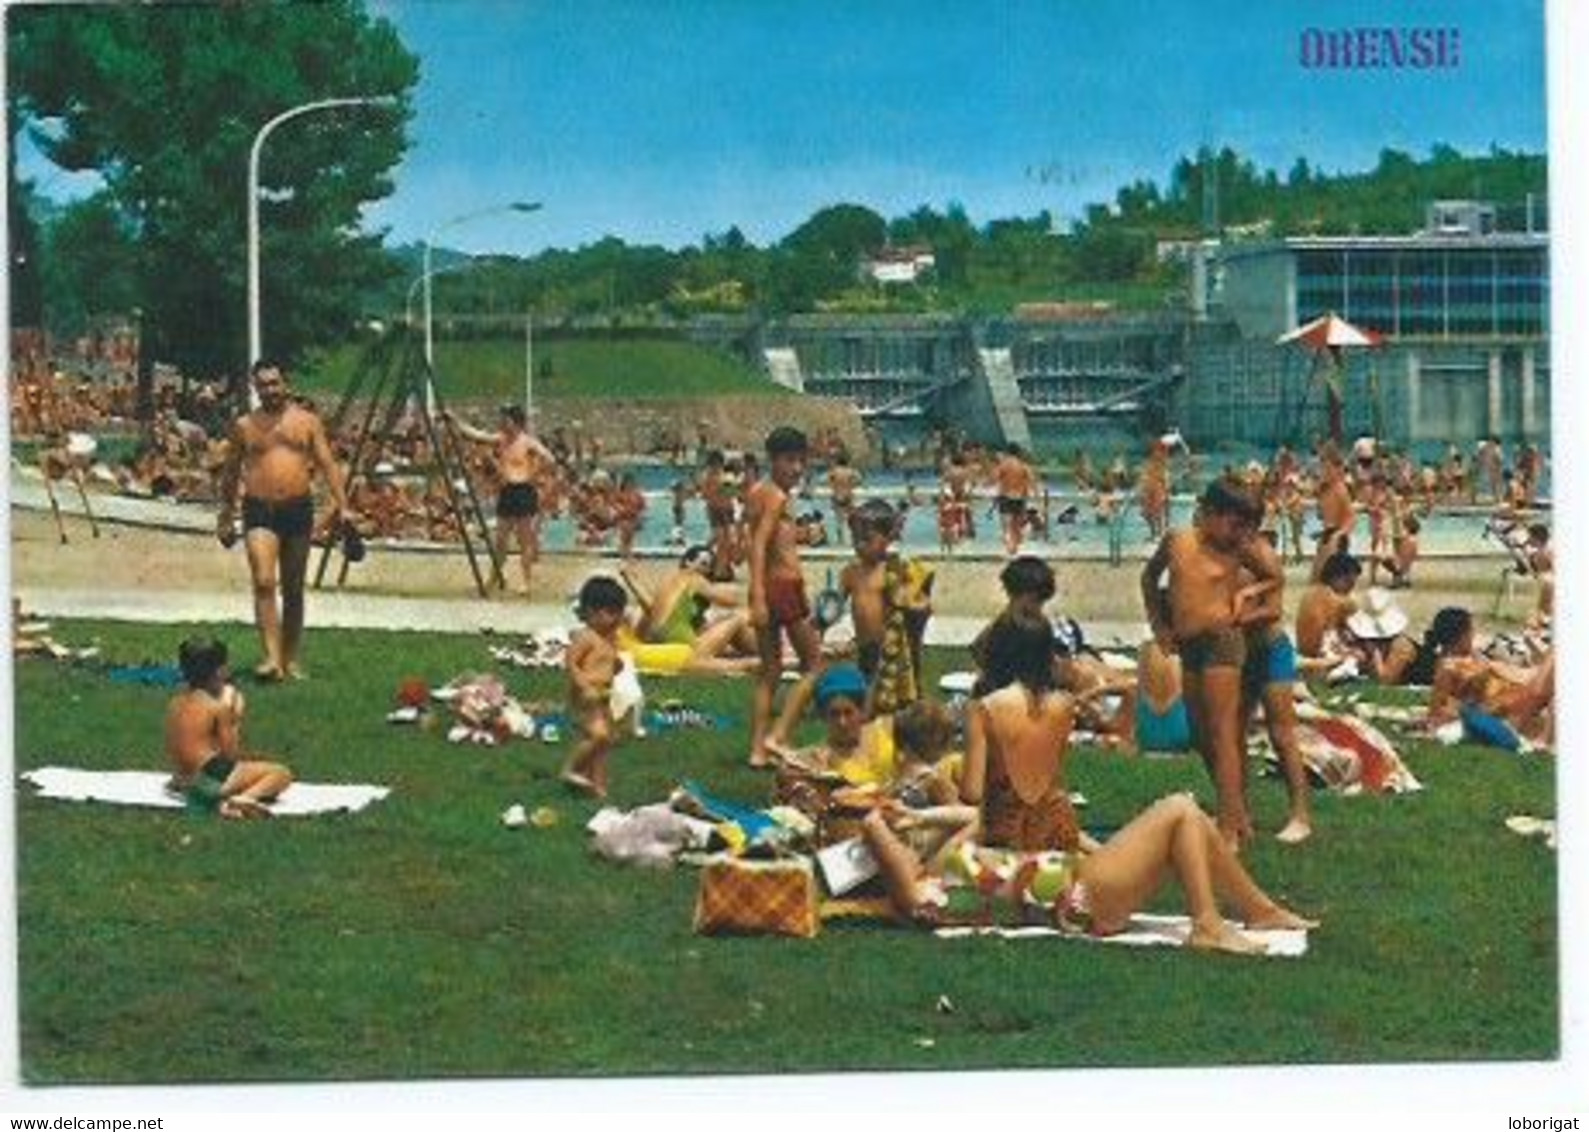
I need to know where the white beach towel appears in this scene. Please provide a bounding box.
[935,912,1308,958]
[20,766,390,816]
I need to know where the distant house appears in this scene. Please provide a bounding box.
[1422,200,1497,237]
[1155,235,1218,264]
[861,245,936,285]
[1222,218,1275,241]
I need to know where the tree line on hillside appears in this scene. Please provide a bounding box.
[375,143,1547,325]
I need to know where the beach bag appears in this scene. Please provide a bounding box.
[693,855,820,938]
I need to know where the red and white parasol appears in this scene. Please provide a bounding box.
[1276,311,1385,350]
[1277,312,1387,445]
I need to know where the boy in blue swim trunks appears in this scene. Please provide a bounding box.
[1235,534,1314,844]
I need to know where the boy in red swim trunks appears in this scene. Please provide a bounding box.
[747,426,823,767]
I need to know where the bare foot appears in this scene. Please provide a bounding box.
[560,770,600,797]
[284,664,308,682]
[1188,919,1268,955]
[1245,905,1319,931]
[1275,817,1313,845]
[747,749,776,770]
[220,797,273,820]
[253,663,284,683]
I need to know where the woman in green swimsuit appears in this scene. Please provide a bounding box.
[619,548,759,675]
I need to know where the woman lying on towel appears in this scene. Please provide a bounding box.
[617,549,759,677]
[165,637,293,818]
[860,792,1317,954]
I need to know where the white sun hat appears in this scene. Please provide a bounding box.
[1347,587,1410,640]
[65,433,98,460]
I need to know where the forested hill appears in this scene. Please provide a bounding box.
[381,143,1538,324]
[381,144,1544,324]
[1119,143,1545,238]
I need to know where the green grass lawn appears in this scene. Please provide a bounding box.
[299,336,789,406]
[12,620,1557,1083]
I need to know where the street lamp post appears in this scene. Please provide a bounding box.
[405,261,480,329]
[247,96,395,379]
[421,202,540,413]
[422,201,542,369]
[525,311,535,422]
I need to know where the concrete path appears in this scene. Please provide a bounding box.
[19,585,1149,650]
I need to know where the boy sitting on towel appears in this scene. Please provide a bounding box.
[165,637,293,818]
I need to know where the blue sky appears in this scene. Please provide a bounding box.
[18,0,1549,255]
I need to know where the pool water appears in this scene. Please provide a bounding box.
[536,473,1532,560]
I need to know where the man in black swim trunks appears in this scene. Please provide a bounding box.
[447,403,555,595]
[216,361,352,680]
[992,444,1038,555]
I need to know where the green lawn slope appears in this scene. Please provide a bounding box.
[300,335,791,406]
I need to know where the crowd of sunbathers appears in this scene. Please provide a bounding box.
[135,422,1556,955]
[13,363,1553,949]
[541,433,1334,950]
[547,429,1548,946]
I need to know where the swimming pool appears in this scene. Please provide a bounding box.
[536,478,1543,561]
[10,465,1535,564]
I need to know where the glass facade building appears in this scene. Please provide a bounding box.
[1290,238,1548,339]
[1182,232,1551,450]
